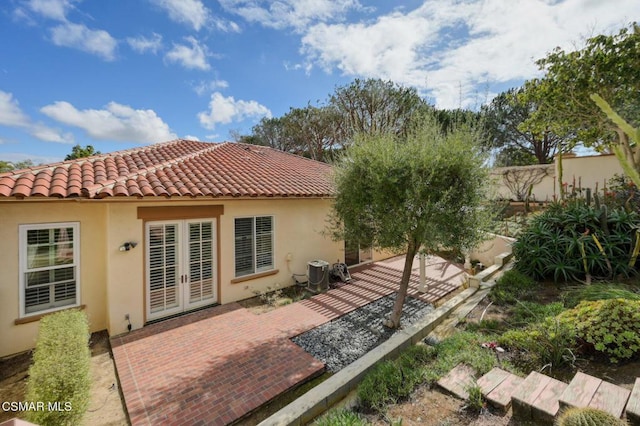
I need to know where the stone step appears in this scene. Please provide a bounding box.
[494,251,513,267]
[469,264,502,288]
[559,371,630,419]
[477,367,524,411]
[626,378,640,426]
[511,371,568,424]
[437,363,476,400]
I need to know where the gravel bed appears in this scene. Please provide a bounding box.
[292,294,434,372]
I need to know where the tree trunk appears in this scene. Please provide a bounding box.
[385,240,419,329]
[557,150,565,201]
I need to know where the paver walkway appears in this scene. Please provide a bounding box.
[111,255,465,426]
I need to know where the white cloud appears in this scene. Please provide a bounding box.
[0,91,31,127]
[25,0,75,21]
[165,36,210,70]
[51,22,118,61]
[198,92,271,130]
[127,33,163,54]
[30,123,72,143]
[0,91,72,143]
[152,0,210,31]
[40,101,177,143]
[183,134,200,141]
[300,0,640,109]
[219,0,362,31]
[192,79,230,96]
[214,17,241,33]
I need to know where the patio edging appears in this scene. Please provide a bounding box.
[257,286,478,426]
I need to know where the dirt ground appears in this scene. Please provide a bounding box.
[366,384,517,426]
[0,331,128,425]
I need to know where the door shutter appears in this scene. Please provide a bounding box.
[148,223,179,314]
[187,221,216,304]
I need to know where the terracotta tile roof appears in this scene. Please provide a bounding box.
[0,140,334,199]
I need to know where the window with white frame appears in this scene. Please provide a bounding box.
[234,216,274,277]
[19,223,80,316]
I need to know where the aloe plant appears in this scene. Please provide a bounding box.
[514,202,640,281]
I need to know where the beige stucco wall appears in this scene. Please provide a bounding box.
[104,197,343,337]
[470,234,516,267]
[0,201,108,357]
[491,154,625,202]
[490,164,555,202]
[559,153,623,194]
[1,195,396,355]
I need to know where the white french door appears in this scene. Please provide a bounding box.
[146,219,217,321]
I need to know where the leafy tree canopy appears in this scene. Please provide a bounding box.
[483,86,570,165]
[330,111,489,327]
[329,78,428,139]
[520,23,640,149]
[0,159,35,173]
[65,144,100,161]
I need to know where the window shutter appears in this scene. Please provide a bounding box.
[235,218,254,276]
[255,216,273,272]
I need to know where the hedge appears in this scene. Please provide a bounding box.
[25,309,91,426]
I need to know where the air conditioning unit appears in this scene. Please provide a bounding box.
[307,260,329,292]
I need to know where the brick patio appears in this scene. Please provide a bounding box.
[111,255,465,425]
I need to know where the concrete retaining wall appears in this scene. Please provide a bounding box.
[258,287,477,426]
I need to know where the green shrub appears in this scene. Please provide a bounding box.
[464,319,505,333]
[464,383,485,412]
[488,269,537,305]
[562,282,640,308]
[25,309,91,426]
[397,343,433,368]
[314,408,368,426]
[499,317,577,371]
[513,202,640,281]
[357,344,434,412]
[555,406,627,426]
[357,360,417,412]
[512,301,565,325]
[558,298,640,362]
[423,332,499,384]
[604,173,640,212]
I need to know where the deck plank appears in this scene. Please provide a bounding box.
[477,367,510,396]
[511,371,553,420]
[437,364,476,400]
[559,372,601,409]
[531,378,568,424]
[486,373,524,411]
[589,380,630,418]
[626,378,640,425]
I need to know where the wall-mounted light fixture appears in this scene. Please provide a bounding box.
[119,241,137,252]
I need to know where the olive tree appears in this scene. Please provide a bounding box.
[331,112,488,328]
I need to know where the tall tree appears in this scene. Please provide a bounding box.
[521,23,640,164]
[482,87,569,165]
[0,159,35,172]
[330,112,488,328]
[282,105,345,162]
[329,78,428,140]
[65,144,100,160]
[243,116,298,153]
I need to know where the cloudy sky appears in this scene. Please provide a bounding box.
[1,0,638,164]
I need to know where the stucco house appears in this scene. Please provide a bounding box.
[0,140,380,357]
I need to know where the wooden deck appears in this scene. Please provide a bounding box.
[560,372,631,419]
[442,365,640,424]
